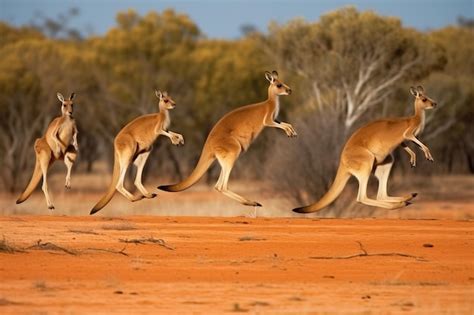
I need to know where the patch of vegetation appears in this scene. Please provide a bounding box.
[68,229,101,235]
[101,222,137,231]
[33,280,52,291]
[0,237,25,254]
[231,303,249,313]
[27,239,77,255]
[118,237,174,250]
[0,297,22,306]
[238,236,266,242]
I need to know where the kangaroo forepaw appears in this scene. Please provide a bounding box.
[425,153,434,162]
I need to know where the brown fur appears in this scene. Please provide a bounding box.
[16,92,78,210]
[293,86,437,213]
[159,71,296,209]
[90,91,184,215]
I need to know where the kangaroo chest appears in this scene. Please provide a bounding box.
[414,112,425,136]
[135,113,169,152]
[162,111,170,131]
[272,98,280,120]
[58,119,75,142]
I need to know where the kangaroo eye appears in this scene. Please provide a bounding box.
[422,98,427,102]
[164,99,169,103]
[276,84,282,88]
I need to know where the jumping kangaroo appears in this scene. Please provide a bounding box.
[293,85,437,213]
[90,90,184,215]
[16,92,78,210]
[158,70,296,207]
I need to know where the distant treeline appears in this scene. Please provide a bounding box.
[0,8,472,207]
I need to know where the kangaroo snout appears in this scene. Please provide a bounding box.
[287,88,292,95]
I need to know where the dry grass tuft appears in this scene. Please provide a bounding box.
[0,237,25,254]
[238,236,266,242]
[0,297,22,306]
[118,237,175,250]
[101,222,137,231]
[68,229,101,235]
[33,281,50,291]
[27,239,77,255]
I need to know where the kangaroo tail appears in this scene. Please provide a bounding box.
[16,158,43,204]
[158,144,215,192]
[90,152,120,215]
[293,163,351,213]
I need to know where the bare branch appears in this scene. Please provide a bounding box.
[309,241,427,261]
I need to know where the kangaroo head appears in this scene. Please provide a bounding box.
[155,90,176,110]
[265,70,292,96]
[410,86,437,110]
[57,92,75,117]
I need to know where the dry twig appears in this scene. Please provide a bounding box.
[68,229,101,235]
[309,241,427,261]
[238,236,266,242]
[85,246,129,256]
[118,237,175,250]
[27,239,77,255]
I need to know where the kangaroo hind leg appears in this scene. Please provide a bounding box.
[115,139,142,202]
[348,150,406,209]
[38,147,54,210]
[374,155,417,202]
[133,151,156,199]
[64,148,77,189]
[214,143,262,207]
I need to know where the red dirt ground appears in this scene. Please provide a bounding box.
[0,215,473,314]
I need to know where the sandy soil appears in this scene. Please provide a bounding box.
[0,216,473,314]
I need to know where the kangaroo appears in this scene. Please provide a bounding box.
[158,70,296,208]
[16,92,79,210]
[293,85,437,213]
[90,90,184,215]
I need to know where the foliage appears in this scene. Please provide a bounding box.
[0,7,471,199]
[262,8,472,211]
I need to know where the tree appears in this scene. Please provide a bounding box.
[0,34,90,191]
[262,8,445,213]
[265,7,442,130]
[422,25,474,173]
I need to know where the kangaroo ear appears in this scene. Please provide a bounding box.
[155,90,163,99]
[265,71,274,83]
[57,92,65,103]
[271,70,279,79]
[69,92,75,100]
[416,85,424,93]
[163,91,168,97]
[410,86,418,97]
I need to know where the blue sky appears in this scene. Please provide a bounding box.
[1,0,472,38]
